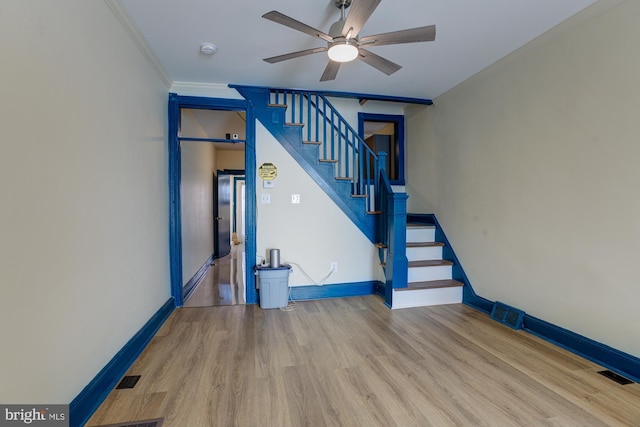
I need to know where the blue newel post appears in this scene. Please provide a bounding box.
[376,152,387,243]
[385,192,408,306]
[376,151,408,307]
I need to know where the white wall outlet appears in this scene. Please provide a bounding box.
[330,261,338,272]
[261,193,270,204]
[291,194,301,204]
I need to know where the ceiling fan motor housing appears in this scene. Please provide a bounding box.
[329,18,348,38]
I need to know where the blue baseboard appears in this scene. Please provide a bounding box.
[288,281,382,301]
[524,314,640,384]
[182,254,214,302]
[410,212,640,385]
[69,298,175,427]
[462,286,493,314]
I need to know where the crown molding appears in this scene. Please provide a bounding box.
[104,0,172,88]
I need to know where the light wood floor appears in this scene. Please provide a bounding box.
[87,296,640,426]
[183,243,245,307]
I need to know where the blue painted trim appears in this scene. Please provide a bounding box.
[179,137,246,144]
[288,281,383,301]
[244,104,258,304]
[69,298,175,427]
[229,84,433,105]
[524,315,640,384]
[182,254,214,301]
[409,212,640,384]
[358,113,405,186]
[385,192,409,307]
[174,95,247,110]
[235,86,376,242]
[374,281,386,297]
[168,94,183,307]
[168,94,257,305]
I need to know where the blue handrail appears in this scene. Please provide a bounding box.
[269,88,379,212]
[260,86,409,302]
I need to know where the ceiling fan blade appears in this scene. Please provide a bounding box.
[342,0,381,38]
[263,11,333,43]
[320,61,341,81]
[359,25,436,47]
[264,47,328,64]
[358,49,401,75]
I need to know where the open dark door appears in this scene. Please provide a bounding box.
[214,172,232,258]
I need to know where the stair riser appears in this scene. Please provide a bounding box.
[408,265,452,282]
[406,228,435,243]
[406,246,443,262]
[391,286,463,309]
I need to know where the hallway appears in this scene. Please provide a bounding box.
[183,243,246,307]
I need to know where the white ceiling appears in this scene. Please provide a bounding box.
[119,0,598,100]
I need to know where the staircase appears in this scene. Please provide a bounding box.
[390,223,463,309]
[233,85,380,242]
[232,85,464,309]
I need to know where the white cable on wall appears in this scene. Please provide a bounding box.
[283,259,335,287]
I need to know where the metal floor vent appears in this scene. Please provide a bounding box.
[116,375,141,389]
[491,301,525,330]
[94,418,163,427]
[598,370,634,385]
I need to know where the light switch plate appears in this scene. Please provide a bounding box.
[291,194,301,204]
[261,193,271,204]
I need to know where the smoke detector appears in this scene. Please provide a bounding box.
[200,43,217,55]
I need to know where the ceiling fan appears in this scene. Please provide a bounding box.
[262,0,436,82]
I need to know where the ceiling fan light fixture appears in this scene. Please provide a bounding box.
[327,40,358,63]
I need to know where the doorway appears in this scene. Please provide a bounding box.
[214,169,245,259]
[358,113,405,185]
[168,94,257,307]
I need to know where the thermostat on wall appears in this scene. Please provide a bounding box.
[263,180,274,188]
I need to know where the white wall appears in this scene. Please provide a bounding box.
[0,1,170,403]
[180,110,216,283]
[256,123,383,286]
[406,1,640,357]
[328,98,408,124]
[216,149,245,171]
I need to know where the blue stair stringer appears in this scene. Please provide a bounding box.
[234,85,376,242]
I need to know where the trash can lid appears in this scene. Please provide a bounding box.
[255,264,291,271]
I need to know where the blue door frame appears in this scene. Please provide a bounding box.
[358,113,405,186]
[168,93,257,306]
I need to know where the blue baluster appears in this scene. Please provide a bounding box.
[307,92,311,141]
